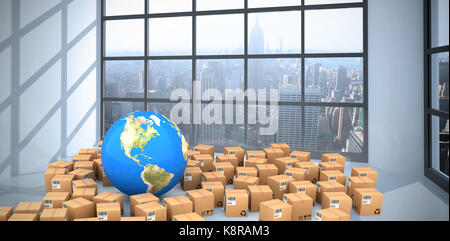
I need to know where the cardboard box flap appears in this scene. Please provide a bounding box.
[187,189,214,198]
[95,192,122,202]
[53,174,75,181]
[202,181,224,187]
[354,188,382,196]
[132,193,159,202]
[64,198,92,208]
[45,168,67,175]
[225,189,247,196]
[248,185,272,193]
[260,199,290,209]
[164,196,192,206]
[184,167,202,173]
[284,193,313,202]
[97,202,121,210]
[40,208,67,218]
[136,202,164,212]
[290,181,315,187]
[73,188,96,195]
[235,175,258,183]
[44,192,70,200]
[319,208,348,219]
[348,176,375,184]
[16,202,42,211]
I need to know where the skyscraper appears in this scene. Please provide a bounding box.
[249,15,264,90]
[277,86,302,150]
[304,87,321,150]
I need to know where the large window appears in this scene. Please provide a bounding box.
[424,0,449,192]
[101,0,368,161]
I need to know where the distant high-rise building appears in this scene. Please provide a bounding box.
[317,113,332,151]
[313,63,322,87]
[304,87,321,151]
[346,129,364,153]
[249,15,264,90]
[335,65,348,94]
[277,86,302,150]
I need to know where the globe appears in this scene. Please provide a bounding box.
[101,111,188,197]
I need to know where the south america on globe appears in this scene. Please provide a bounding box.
[101,111,188,197]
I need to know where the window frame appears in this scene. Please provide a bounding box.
[100,0,369,162]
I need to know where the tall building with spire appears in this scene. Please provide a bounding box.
[249,15,264,90]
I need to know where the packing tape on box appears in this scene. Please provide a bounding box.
[325,208,344,221]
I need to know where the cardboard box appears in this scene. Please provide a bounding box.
[69,169,94,180]
[319,162,345,174]
[79,148,98,159]
[181,167,202,191]
[62,198,95,221]
[245,158,268,168]
[248,185,273,212]
[294,162,320,184]
[173,212,205,221]
[259,199,292,221]
[288,181,318,204]
[256,164,278,185]
[74,161,94,171]
[213,162,235,185]
[72,188,96,202]
[163,196,193,221]
[72,154,94,162]
[120,216,146,221]
[193,144,215,158]
[186,189,215,217]
[246,150,266,160]
[73,217,99,221]
[16,202,45,216]
[97,202,121,221]
[274,157,297,175]
[202,172,227,186]
[224,147,245,167]
[72,178,97,193]
[314,208,350,221]
[234,176,259,190]
[93,159,103,180]
[187,159,201,168]
[283,193,314,221]
[202,181,225,208]
[48,160,74,173]
[321,153,346,166]
[135,202,167,221]
[93,192,124,214]
[187,150,199,160]
[290,151,311,162]
[7,213,38,221]
[44,168,67,192]
[192,154,214,172]
[346,176,377,199]
[40,208,68,221]
[322,192,352,214]
[216,154,239,173]
[102,171,113,186]
[51,174,75,194]
[236,167,258,177]
[43,192,70,209]
[352,188,383,216]
[129,193,159,216]
[319,170,347,186]
[264,148,284,164]
[224,189,249,217]
[267,175,293,200]
[270,143,290,157]
[284,168,307,181]
[0,207,13,221]
[316,181,345,204]
[351,167,378,184]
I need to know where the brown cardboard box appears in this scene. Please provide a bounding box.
[245,158,268,168]
[248,185,273,213]
[72,154,94,162]
[264,148,284,164]
[314,208,350,221]
[216,154,239,172]
[246,150,266,160]
[192,154,214,172]
[322,192,352,214]
[120,216,146,221]
[0,207,13,221]
[259,199,292,221]
[8,213,38,221]
[72,178,97,193]
[93,192,124,213]
[290,151,311,162]
[181,167,202,191]
[319,170,347,186]
[72,188,96,201]
[288,181,318,203]
[224,147,245,167]
[187,150,199,160]
[202,181,225,208]
[321,153,346,166]
[236,167,258,177]
[79,148,98,159]
[351,167,378,184]
[213,162,235,185]
[51,174,75,194]
[225,189,249,217]
[346,176,377,199]
[69,169,94,180]
[193,144,215,158]
[135,202,167,221]
[256,164,278,185]
[40,208,68,221]
[173,212,205,221]
[93,159,103,180]
[319,162,345,174]
[62,198,95,221]
[284,168,307,181]
[274,157,297,174]
[73,217,99,221]
[97,140,103,148]
[129,193,159,216]
[186,189,215,217]
[74,161,94,171]
[44,168,67,192]
[48,160,74,172]
[97,202,121,221]
[202,172,227,186]
[102,171,113,186]
[187,159,201,168]
[294,162,320,184]
[316,181,345,204]
[283,193,313,221]
[267,175,293,200]
[271,143,290,157]
[43,192,70,209]
[234,176,259,190]
[163,196,193,221]
[352,188,383,216]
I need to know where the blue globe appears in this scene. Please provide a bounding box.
[101,111,188,197]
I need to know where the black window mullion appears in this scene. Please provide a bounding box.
[301,0,305,150]
[144,0,149,111]
[244,0,249,147]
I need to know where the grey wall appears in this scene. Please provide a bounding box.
[368,0,425,177]
[0,0,101,180]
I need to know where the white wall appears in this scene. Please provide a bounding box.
[0,0,100,180]
[369,0,424,177]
